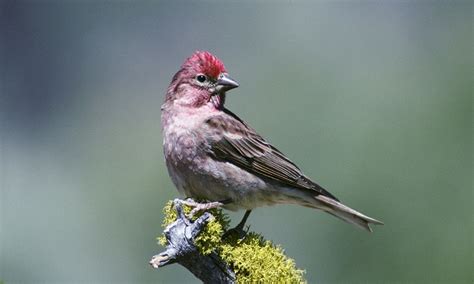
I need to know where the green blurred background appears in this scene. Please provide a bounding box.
[1,1,472,283]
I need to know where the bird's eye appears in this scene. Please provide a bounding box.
[196,74,207,83]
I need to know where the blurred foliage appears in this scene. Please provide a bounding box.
[1,1,472,283]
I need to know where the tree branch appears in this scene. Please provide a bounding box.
[149,200,236,283]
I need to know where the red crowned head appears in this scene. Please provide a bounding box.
[165,51,239,109]
[182,51,226,79]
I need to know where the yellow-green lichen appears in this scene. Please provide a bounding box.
[220,232,305,283]
[158,201,306,283]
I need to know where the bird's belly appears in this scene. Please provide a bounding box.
[167,155,289,210]
[163,125,297,210]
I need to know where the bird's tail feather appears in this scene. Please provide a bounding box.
[313,195,384,232]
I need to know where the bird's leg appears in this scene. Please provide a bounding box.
[235,210,252,232]
[188,201,224,217]
[179,198,231,218]
[224,210,252,239]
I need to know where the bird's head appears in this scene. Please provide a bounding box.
[165,51,239,109]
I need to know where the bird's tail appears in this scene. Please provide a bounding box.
[312,194,384,232]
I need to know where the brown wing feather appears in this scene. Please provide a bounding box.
[206,108,339,201]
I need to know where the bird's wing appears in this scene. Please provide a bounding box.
[205,108,339,201]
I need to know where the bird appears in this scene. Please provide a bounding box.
[161,51,383,232]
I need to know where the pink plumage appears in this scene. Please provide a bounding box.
[162,51,383,232]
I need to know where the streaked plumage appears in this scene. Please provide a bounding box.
[161,51,383,231]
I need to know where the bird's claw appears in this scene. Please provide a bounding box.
[175,198,224,219]
[223,224,249,241]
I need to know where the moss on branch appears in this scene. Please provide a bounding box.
[155,200,306,283]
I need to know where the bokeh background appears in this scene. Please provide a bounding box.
[1,1,472,283]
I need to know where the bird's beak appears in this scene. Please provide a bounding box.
[215,73,239,93]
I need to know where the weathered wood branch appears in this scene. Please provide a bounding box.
[149,200,236,283]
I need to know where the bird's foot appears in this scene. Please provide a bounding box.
[223,223,249,241]
[223,210,252,241]
[177,198,224,218]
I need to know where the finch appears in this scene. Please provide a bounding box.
[161,51,383,231]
